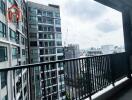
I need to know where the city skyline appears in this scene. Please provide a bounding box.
[29,0,124,49]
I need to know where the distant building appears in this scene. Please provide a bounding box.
[64,44,80,85]
[101,45,115,54]
[86,48,103,57]
[64,44,80,59]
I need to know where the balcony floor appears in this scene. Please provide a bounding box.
[109,80,132,100]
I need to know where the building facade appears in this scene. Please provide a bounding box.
[27,1,65,100]
[0,0,28,100]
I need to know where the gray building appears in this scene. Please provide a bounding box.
[64,44,80,59]
[0,0,28,100]
[27,1,65,100]
[64,44,80,83]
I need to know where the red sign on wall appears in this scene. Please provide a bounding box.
[7,4,22,23]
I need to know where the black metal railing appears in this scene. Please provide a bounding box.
[0,52,130,100]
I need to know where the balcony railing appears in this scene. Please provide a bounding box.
[0,52,130,100]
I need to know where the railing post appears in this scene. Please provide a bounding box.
[86,58,92,100]
[126,52,132,79]
[109,55,115,87]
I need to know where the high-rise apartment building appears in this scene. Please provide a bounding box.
[0,0,28,100]
[27,1,65,100]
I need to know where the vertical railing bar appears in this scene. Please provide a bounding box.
[70,60,74,99]
[100,56,103,89]
[90,58,93,94]
[67,61,71,100]
[76,59,81,100]
[92,57,96,93]
[42,64,47,99]
[105,56,109,87]
[85,57,90,97]
[82,58,86,98]
[96,56,99,91]
[73,59,78,100]
[79,59,83,99]
[95,57,98,92]
[13,70,16,100]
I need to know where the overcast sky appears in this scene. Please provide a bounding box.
[29,0,124,49]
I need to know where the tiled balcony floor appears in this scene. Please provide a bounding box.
[109,80,132,100]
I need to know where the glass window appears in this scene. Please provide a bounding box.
[56,34,62,39]
[57,41,62,46]
[1,71,7,89]
[0,46,7,62]
[30,33,37,38]
[30,41,37,46]
[0,21,6,38]
[12,48,18,59]
[21,36,25,45]
[55,19,61,25]
[56,27,61,32]
[29,24,36,29]
[38,25,43,31]
[57,48,63,53]
[47,11,53,17]
[37,9,42,15]
[0,1,6,15]
[55,12,60,18]
[22,49,25,56]
[10,28,19,43]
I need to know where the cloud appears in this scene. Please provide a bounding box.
[96,19,121,33]
[64,0,107,21]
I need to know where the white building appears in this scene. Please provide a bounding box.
[0,0,28,100]
[27,1,64,100]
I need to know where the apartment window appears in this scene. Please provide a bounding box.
[0,21,6,38]
[30,41,37,46]
[38,17,42,23]
[22,49,25,56]
[50,56,55,61]
[12,48,18,59]
[55,19,61,25]
[21,36,25,45]
[29,16,36,21]
[29,24,36,29]
[56,27,61,32]
[49,41,54,46]
[57,41,62,46]
[44,42,48,47]
[40,49,44,55]
[0,46,7,62]
[56,34,62,39]
[40,57,44,62]
[44,49,48,54]
[43,11,46,16]
[10,29,18,43]
[39,33,43,39]
[0,1,6,15]
[37,9,42,15]
[39,41,43,47]
[44,57,49,62]
[47,11,53,17]
[30,33,37,38]
[57,56,63,60]
[31,49,38,54]
[57,48,63,53]
[47,18,53,24]
[55,12,60,18]
[1,71,7,89]
[38,25,43,31]
[49,48,55,54]
[48,26,53,32]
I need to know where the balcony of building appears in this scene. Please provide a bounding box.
[1,0,132,100]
